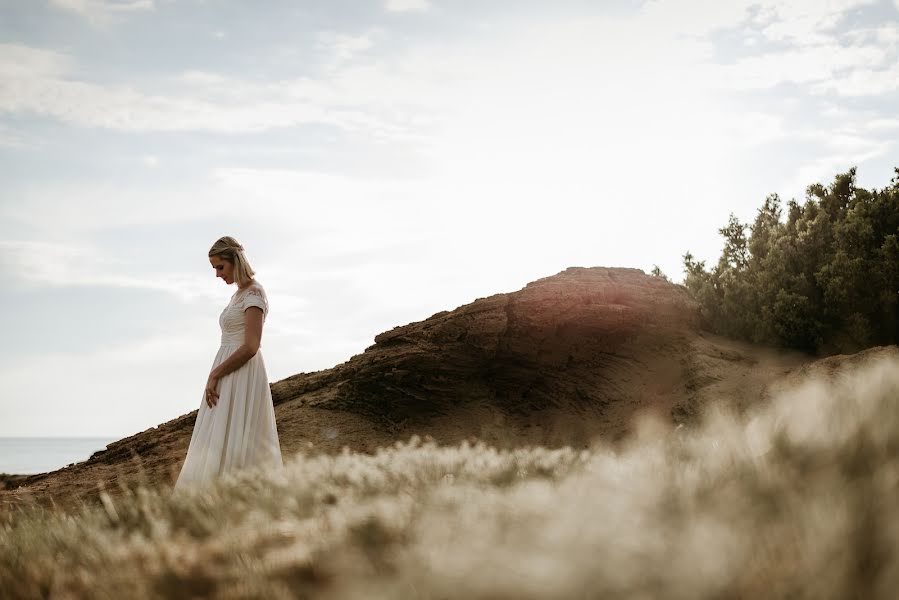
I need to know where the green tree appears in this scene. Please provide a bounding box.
[682,167,899,355]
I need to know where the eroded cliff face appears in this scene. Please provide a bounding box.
[274,267,700,427]
[4,266,817,515]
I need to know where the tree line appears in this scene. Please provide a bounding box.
[677,167,899,355]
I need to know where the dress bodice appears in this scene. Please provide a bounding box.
[219,283,269,346]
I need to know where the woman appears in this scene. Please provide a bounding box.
[173,236,283,492]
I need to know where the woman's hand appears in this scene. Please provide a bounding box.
[205,374,220,408]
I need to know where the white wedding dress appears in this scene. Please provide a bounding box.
[173,282,283,492]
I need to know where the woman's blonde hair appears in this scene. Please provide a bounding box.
[209,236,256,288]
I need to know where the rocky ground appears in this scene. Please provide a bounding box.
[1,266,818,517]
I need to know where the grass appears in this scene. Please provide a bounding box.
[2,353,898,599]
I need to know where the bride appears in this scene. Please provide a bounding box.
[173,236,283,492]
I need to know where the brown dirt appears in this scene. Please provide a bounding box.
[0,267,838,518]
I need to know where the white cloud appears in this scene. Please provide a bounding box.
[0,63,327,133]
[4,0,895,144]
[713,42,891,91]
[315,30,380,70]
[0,177,223,231]
[0,240,217,302]
[0,43,70,78]
[0,44,425,139]
[788,138,893,195]
[640,0,757,36]
[208,167,438,245]
[695,8,899,97]
[385,0,430,12]
[758,0,879,43]
[638,0,897,101]
[844,24,899,46]
[866,118,899,131]
[642,0,879,43]
[812,62,899,96]
[50,0,154,26]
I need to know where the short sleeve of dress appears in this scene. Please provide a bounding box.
[242,288,268,318]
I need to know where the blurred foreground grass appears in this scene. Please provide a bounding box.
[2,354,898,599]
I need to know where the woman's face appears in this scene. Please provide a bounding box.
[210,255,235,285]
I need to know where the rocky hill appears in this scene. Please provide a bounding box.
[1,267,817,515]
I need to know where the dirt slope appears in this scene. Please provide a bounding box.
[1,267,823,516]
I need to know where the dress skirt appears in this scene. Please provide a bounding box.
[173,341,283,493]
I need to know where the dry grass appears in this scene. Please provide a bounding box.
[2,353,898,599]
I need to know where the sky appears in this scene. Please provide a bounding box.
[1,0,897,438]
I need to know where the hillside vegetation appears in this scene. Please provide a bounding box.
[2,348,897,599]
[682,167,899,355]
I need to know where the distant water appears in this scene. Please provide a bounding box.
[0,437,121,475]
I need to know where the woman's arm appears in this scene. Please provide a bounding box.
[210,306,264,379]
[205,306,264,406]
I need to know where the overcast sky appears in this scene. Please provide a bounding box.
[1,0,897,438]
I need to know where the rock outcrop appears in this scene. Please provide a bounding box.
[273,267,700,431]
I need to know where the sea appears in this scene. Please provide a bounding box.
[0,437,121,475]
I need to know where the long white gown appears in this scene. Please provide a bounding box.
[173,282,283,492]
